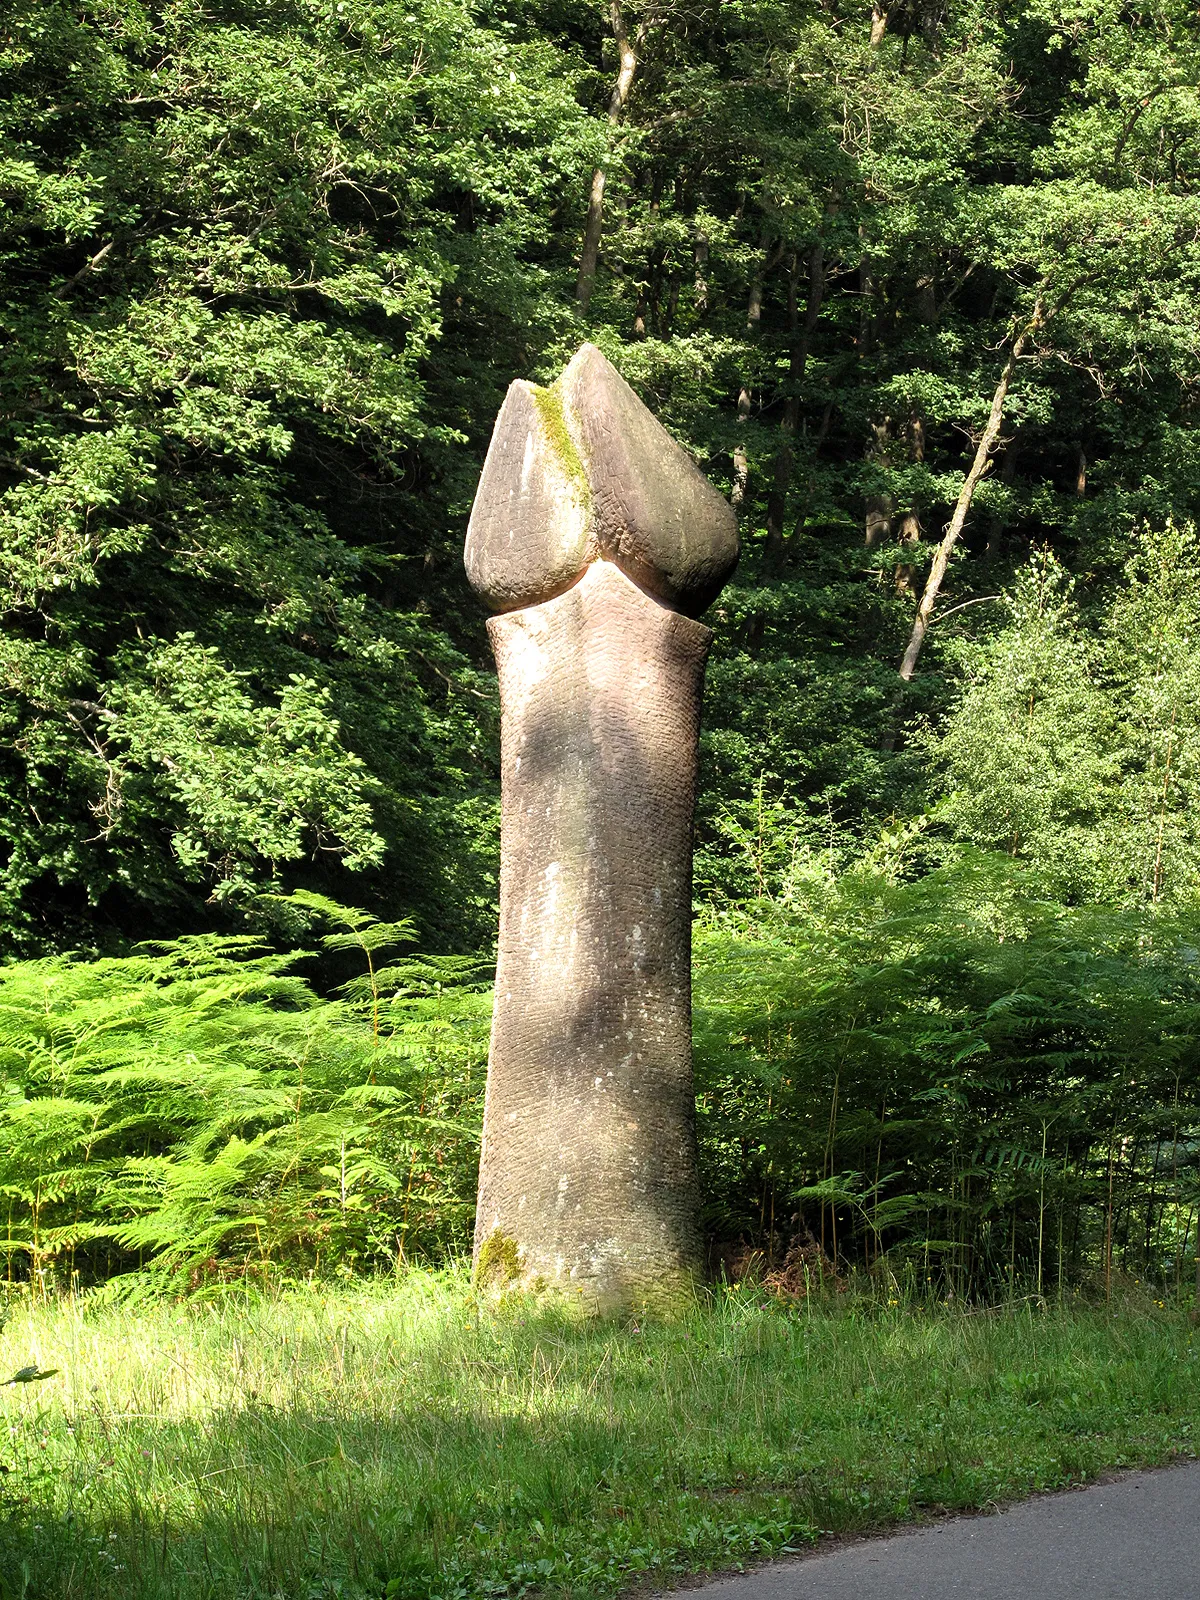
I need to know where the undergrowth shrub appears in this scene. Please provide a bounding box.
[4,857,1200,1302]
[694,848,1200,1298]
[0,901,489,1287]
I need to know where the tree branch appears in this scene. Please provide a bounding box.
[894,282,1086,684]
[56,241,113,297]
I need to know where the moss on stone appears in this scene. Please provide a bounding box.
[530,382,592,514]
[627,1267,705,1320]
[475,1228,523,1291]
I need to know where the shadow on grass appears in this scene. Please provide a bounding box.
[0,1288,1195,1600]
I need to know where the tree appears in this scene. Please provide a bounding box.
[930,528,1200,909]
[0,0,594,949]
[5,0,1200,945]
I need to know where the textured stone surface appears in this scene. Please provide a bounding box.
[475,561,710,1309]
[559,344,738,615]
[464,379,591,614]
[464,343,737,619]
[467,344,737,1309]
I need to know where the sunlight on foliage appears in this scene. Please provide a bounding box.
[0,919,489,1286]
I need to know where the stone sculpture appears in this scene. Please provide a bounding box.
[465,343,738,1311]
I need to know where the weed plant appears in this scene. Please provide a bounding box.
[0,1272,1196,1599]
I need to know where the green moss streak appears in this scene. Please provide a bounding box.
[475,1227,523,1290]
[531,383,592,514]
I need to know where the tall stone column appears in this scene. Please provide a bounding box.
[465,344,738,1311]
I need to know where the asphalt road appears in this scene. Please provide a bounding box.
[663,1462,1200,1599]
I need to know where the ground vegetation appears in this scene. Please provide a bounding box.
[0,1275,1196,1600]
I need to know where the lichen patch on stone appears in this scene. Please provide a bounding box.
[530,382,592,519]
[475,1228,524,1290]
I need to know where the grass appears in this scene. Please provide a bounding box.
[0,1273,1197,1600]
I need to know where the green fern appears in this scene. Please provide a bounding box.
[0,925,490,1287]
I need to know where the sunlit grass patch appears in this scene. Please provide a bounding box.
[0,1274,1196,1598]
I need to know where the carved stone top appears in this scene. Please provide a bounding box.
[465,343,738,617]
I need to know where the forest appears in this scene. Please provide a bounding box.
[3,0,1200,1306]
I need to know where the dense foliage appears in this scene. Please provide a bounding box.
[696,852,1200,1297]
[3,0,1200,1292]
[0,900,489,1284]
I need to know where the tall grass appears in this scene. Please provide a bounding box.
[0,1273,1196,1599]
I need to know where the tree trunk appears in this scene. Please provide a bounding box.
[744,227,778,334]
[864,418,894,553]
[764,236,826,569]
[894,511,921,596]
[693,225,709,311]
[730,228,781,519]
[575,1,638,313]
[896,295,1048,683]
[731,392,752,517]
[892,409,925,592]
